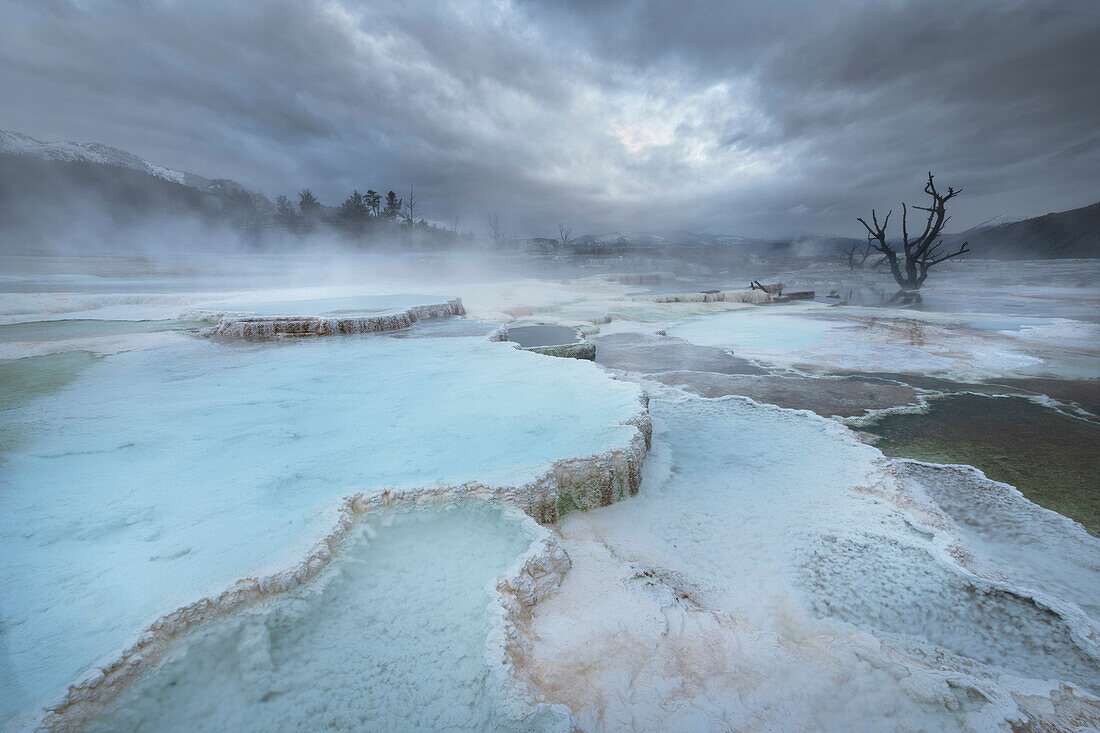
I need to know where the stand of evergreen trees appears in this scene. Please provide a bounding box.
[0,153,478,250]
[266,187,472,248]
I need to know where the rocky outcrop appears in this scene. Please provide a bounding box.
[649,287,817,305]
[524,342,596,361]
[495,324,598,360]
[488,517,577,731]
[202,298,466,338]
[653,289,771,304]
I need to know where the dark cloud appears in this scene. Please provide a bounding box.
[1,0,1097,238]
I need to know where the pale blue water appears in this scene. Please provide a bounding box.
[87,505,541,732]
[205,294,440,317]
[0,334,640,726]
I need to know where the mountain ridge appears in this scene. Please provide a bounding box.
[943,201,1100,259]
[0,130,256,199]
[1,129,1096,258]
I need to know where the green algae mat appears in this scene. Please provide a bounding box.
[862,394,1099,536]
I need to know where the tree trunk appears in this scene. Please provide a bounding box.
[856,173,969,291]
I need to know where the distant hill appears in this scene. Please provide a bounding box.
[569,230,864,257]
[0,131,274,244]
[0,155,277,254]
[568,203,1100,260]
[3,130,1094,258]
[0,130,465,253]
[0,130,257,199]
[944,201,1100,259]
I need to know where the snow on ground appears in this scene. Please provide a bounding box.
[667,309,852,351]
[665,302,1096,380]
[0,131,189,186]
[520,392,1100,730]
[0,334,641,728]
[897,461,1100,623]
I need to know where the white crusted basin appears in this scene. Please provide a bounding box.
[0,334,643,728]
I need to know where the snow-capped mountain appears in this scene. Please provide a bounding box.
[971,213,1027,230]
[944,201,1100,258]
[0,130,252,197]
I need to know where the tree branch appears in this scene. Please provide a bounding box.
[924,240,969,266]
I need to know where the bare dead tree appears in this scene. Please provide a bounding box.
[557,223,574,249]
[840,240,874,270]
[487,213,503,246]
[750,280,783,296]
[402,186,418,226]
[857,172,970,290]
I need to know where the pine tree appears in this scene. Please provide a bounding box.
[402,186,418,227]
[366,190,381,217]
[275,195,300,230]
[383,190,402,220]
[340,190,369,221]
[298,189,321,216]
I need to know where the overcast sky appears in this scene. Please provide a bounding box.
[2,0,1098,238]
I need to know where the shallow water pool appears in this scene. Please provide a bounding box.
[87,505,540,731]
[668,310,850,352]
[0,334,640,726]
[507,325,580,348]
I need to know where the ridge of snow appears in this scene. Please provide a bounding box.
[971,214,1027,230]
[0,130,247,196]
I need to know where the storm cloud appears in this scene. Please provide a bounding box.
[2,0,1097,237]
